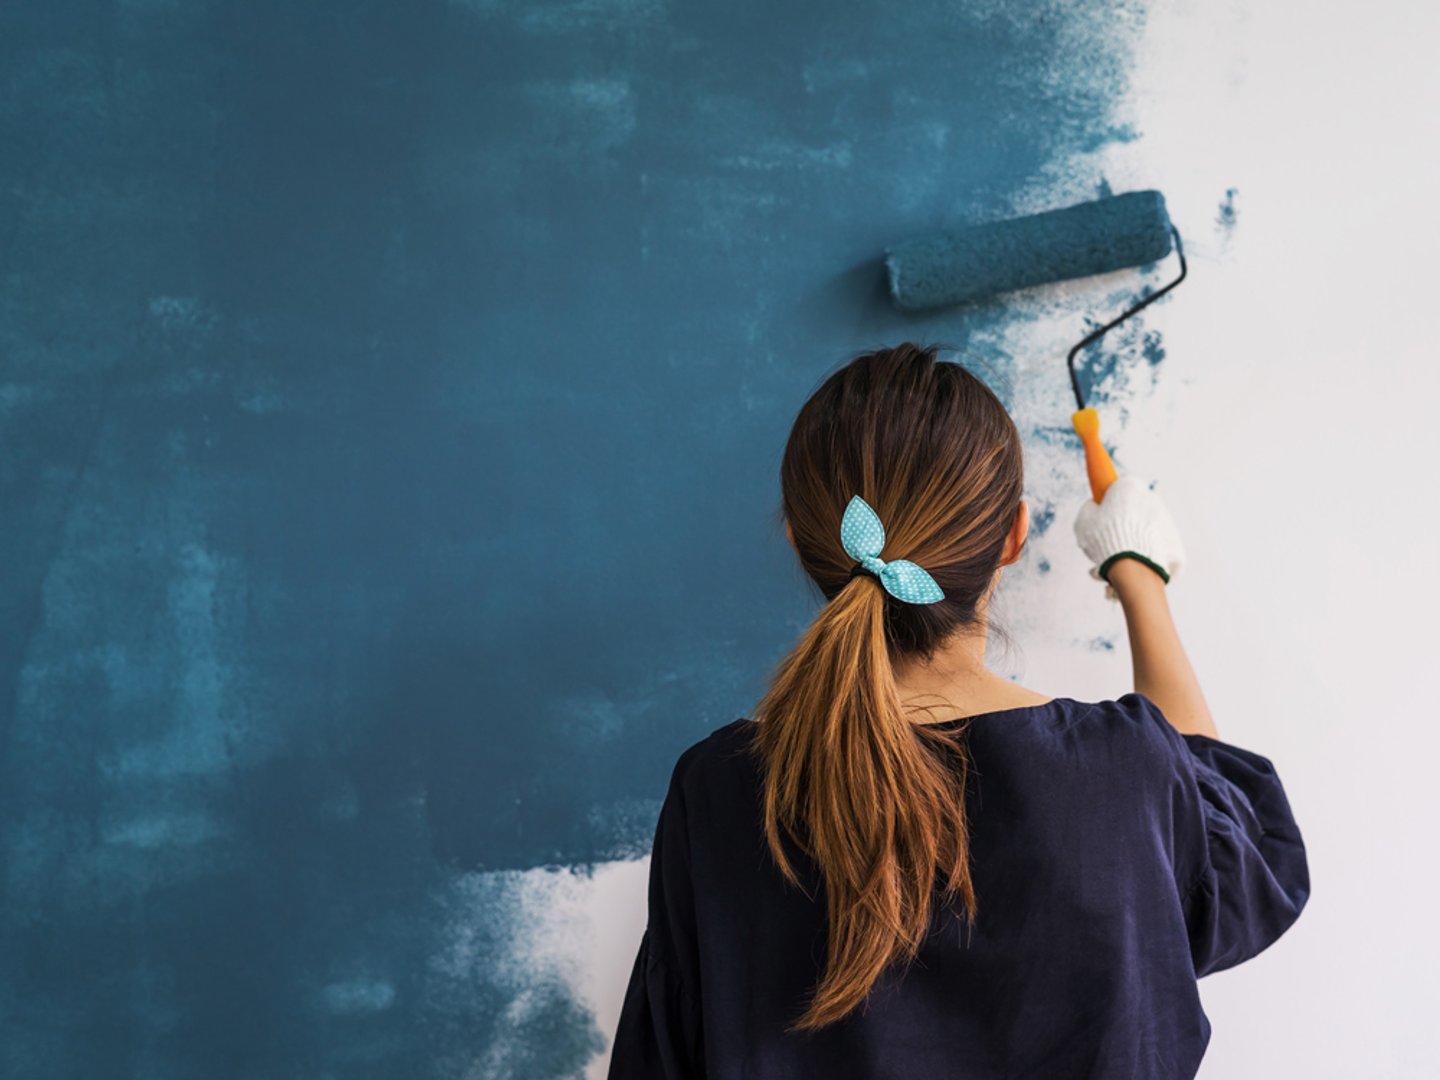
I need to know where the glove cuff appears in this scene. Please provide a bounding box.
[1098,550,1171,586]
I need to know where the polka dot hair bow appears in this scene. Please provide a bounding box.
[840,495,945,605]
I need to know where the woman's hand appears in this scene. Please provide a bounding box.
[1074,475,1215,737]
[1072,475,1185,601]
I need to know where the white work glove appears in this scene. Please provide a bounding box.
[1072,475,1185,601]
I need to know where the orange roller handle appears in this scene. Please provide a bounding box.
[1071,407,1118,504]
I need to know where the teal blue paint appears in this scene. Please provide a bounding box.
[1037,558,1052,574]
[1031,424,1082,446]
[1076,309,1167,405]
[1142,329,1166,367]
[1089,637,1117,652]
[1217,186,1239,232]
[0,0,1157,1073]
[1030,501,1057,537]
[1079,124,1141,153]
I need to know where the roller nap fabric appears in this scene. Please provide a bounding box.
[884,189,1174,311]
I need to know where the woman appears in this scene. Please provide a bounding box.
[608,342,1309,1079]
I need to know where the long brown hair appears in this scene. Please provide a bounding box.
[750,341,1026,1032]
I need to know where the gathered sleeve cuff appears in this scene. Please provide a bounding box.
[1129,693,1311,978]
[607,928,705,1079]
[607,742,707,1078]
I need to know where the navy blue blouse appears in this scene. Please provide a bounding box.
[607,693,1309,1079]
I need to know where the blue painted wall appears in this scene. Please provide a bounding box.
[0,1,1154,1074]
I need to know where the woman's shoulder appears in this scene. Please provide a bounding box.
[1058,691,1183,751]
[657,718,759,794]
[667,694,1180,777]
[681,695,1162,745]
[1066,692,1229,798]
[941,693,1192,794]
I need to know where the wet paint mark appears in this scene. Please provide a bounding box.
[1074,315,1166,405]
[1030,424,1080,447]
[0,0,1162,1074]
[1216,186,1238,233]
[1030,501,1056,537]
[1141,328,1165,367]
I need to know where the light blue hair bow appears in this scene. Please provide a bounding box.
[840,495,945,605]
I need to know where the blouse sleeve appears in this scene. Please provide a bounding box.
[608,929,704,1079]
[606,747,706,1079]
[1133,694,1311,978]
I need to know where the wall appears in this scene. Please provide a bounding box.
[1,0,1434,1077]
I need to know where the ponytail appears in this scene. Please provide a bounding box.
[750,572,979,1033]
[753,341,1024,1032]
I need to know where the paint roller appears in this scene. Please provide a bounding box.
[883,189,1187,503]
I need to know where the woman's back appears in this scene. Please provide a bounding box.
[608,345,1310,1078]
[609,693,1309,1079]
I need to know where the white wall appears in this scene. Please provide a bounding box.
[1097,2,1440,1074]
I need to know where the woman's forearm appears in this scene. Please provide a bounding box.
[1106,559,1219,739]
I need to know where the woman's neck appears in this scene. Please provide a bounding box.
[891,628,1048,722]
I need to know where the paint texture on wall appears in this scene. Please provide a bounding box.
[0,0,1174,1075]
